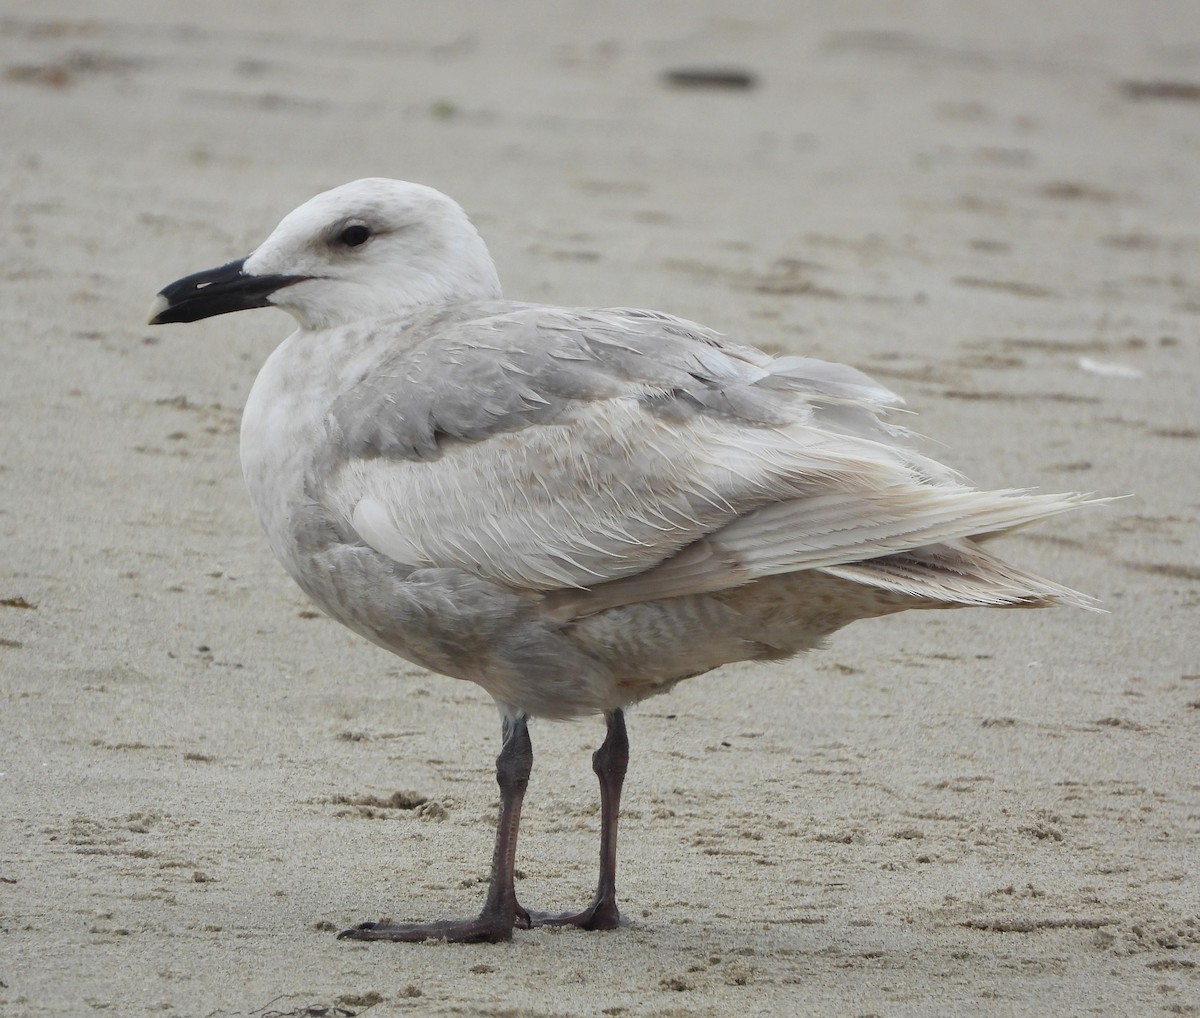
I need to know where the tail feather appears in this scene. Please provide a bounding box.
[820,537,1099,611]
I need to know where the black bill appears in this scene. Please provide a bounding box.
[147,256,309,325]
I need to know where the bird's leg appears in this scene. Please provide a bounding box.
[338,713,533,943]
[525,708,628,931]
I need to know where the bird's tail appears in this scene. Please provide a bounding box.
[819,535,1099,610]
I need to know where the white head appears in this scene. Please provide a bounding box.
[149,178,503,331]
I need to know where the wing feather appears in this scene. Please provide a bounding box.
[318,302,1088,604]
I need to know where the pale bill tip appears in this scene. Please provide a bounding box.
[146,293,169,325]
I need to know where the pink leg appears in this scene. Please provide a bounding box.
[339,714,533,943]
[525,708,628,930]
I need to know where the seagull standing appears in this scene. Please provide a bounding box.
[149,178,1096,943]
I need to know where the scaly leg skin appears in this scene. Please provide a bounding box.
[338,714,533,943]
[525,709,629,931]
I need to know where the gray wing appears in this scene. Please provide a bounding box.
[329,303,902,460]
[320,303,1086,601]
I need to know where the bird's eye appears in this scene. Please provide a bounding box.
[338,224,371,248]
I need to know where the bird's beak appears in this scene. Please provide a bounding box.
[147,256,310,325]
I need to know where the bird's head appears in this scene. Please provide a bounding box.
[148,178,503,331]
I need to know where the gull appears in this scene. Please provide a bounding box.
[149,178,1098,943]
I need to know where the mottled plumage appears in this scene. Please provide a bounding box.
[149,178,1099,943]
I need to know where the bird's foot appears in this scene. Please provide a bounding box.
[338,907,529,944]
[523,895,621,931]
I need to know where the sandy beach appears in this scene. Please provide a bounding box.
[2,2,1198,1015]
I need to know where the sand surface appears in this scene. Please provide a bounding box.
[2,2,1198,1015]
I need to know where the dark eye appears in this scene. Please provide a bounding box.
[338,224,371,247]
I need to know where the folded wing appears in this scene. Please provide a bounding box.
[319,303,1091,610]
